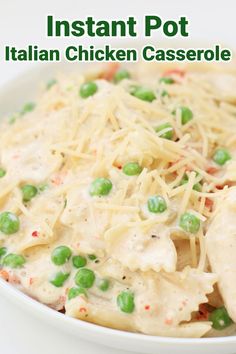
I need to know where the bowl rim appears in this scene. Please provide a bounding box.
[1,61,236,345]
[1,278,236,344]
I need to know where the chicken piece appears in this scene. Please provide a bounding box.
[206,187,236,322]
[208,74,236,104]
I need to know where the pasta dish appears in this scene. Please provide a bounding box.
[0,62,236,338]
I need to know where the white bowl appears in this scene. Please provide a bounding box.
[1,63,236,354]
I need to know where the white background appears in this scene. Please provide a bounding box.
[0,0,235,353]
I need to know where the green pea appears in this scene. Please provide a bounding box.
[117,290,135,314]
[179,106,193,125]
[192,183,202,192]
[113,69,130,83]
[89,178,112,197]
[97,278,110,292]
[179,212,200,234]
[131,87,156,102]
[0,168,6,178]
[72,255,87,268]
[88,254,97,261]
[213,148,231,166]
[159,77,174,84]
[155,123,174,140]
[3,253,25,268]
[180,174,189,185]
[20,102,35,115]
[21,185,38,202]
[148,196,167,213]
[209,307,233,330]
[80,82,98,98]
[0,212,20,235]
[68,287,87,300]
[180,174,202,192]
[0,247,7,258]
[161,90,169,98]
[50,272,70,287]
[123,162,142,176]
[46,79,57,90]
[51,246,72,266]
[74,268,95,289]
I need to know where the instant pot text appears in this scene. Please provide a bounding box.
[3,15,233,63]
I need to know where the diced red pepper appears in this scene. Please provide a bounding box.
[0,270,9,281]
[32,230,39,237]
[196,303,209,321]
[114,162,122,170]
[51,171,67,186]
[79,307,87,313]
[165,318,173,325]
[100,63,120,81]
[206,166,218,175]
[205,198,214,211]
[216,182,232,190]
[162,69,185,78]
